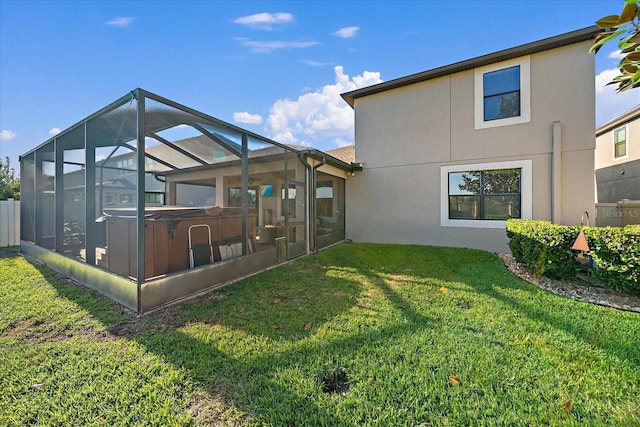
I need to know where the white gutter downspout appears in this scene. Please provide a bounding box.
[310,156,326,253]
[552,121,562,223]
[299,153,326,254]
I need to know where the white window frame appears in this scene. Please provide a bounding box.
[440,159,532,229]
[613,125,628,160]
[474,56,531,130]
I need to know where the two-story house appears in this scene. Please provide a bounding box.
[341,26,600,253]
[19,27,602,312]
[595,104,640,202]
[594,104,640,226]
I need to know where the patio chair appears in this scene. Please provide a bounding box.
[188,224,214,268]
[219,242,242,261]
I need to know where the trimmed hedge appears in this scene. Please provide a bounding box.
[584,225,640,293]
[506,219,581,280]
[506,219,640,294]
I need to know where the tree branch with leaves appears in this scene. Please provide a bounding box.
[590,0,640,92]
[0,157,20,200]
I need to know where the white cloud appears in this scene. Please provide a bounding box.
[0,129,17,140]
[235,37,319,53]
[333,26,359,38]
[233,12,293,30]
[265,66,382,149]
[106,17,135,27]
[299,59,332,67]
[49,128,61,136]
[607,50,623,60]
[595,67,639,126]
[233,111,263,125]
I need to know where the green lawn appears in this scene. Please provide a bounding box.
[1,244,638,426]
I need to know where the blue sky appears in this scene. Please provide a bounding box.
[1,1,637,175]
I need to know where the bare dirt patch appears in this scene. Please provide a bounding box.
[3,318,118,344]
[4,318,40,338]
[187,391,248,426]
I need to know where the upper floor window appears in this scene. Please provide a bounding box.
[483,66,520,121]
[117,158,134,175]
[614,126,627,158]
[474,57,531,129]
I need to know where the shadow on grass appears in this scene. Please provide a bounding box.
[124,253,437,424]
[24,249,436,424]
[24,257,132,326]
[131,310,432,424]
[20,243,638,424]
[0,246,20,258]
[456,257,640,367]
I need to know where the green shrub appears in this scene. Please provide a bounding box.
[506,219,639,294]
[584,225,640,293]
[506,219,580,279]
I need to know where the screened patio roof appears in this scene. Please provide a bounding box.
[20,88,357,313]
[22,88,359,174]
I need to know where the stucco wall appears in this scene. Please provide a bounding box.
[346,40,595,253]
[595,112,640,170]
[594,110,640,203]
[595,159,640,203]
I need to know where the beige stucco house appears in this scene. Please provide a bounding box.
[595,104,640,203]
[594,104,640,226]
[17,27,605,312]
[341,26,600,253]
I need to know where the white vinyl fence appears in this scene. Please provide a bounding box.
[595,200,640,227]
[0,199,20,247]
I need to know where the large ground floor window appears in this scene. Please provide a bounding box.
[448,168,521,220]
[441,160,532,228]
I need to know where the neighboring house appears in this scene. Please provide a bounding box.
[341,26,600,253]
[594,104,640,203]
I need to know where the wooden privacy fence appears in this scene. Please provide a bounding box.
[0,199,20,247]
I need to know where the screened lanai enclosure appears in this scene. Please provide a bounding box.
[20,89,354,312]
